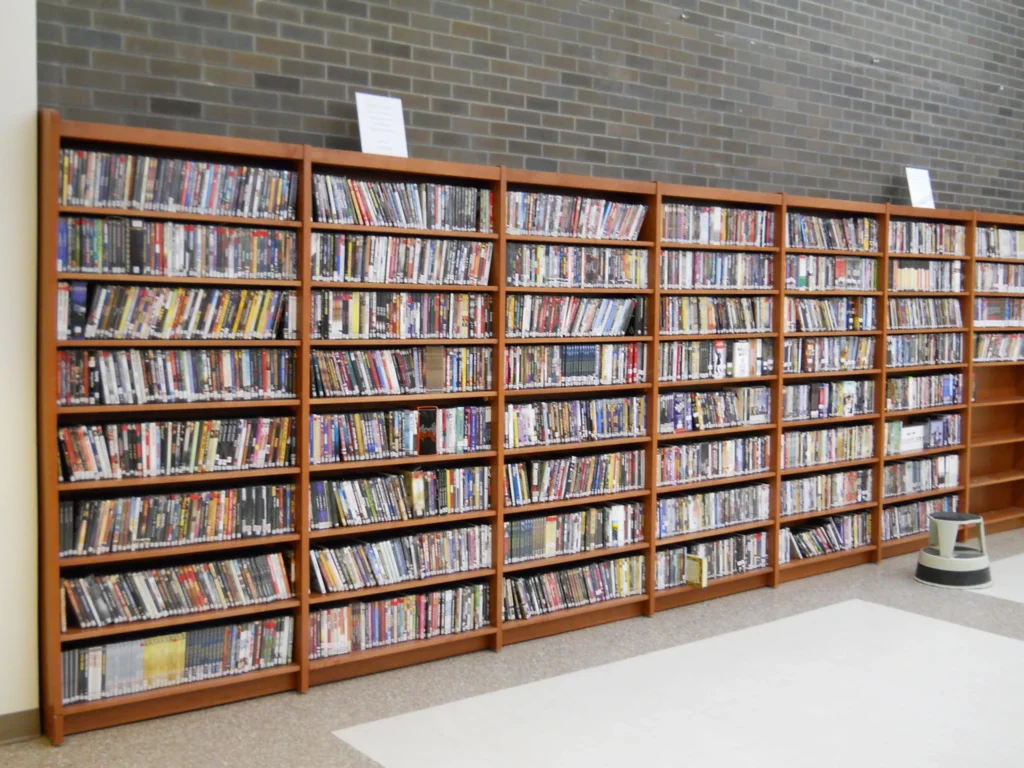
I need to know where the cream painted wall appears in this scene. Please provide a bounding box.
[0,0,38,717]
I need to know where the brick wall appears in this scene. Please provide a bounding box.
[37,0,1024,210]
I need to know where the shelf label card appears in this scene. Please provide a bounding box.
[355,92,409,158]
[905,167,935,208]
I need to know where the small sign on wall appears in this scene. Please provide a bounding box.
[355,92,408,158]
[905,167,935,208]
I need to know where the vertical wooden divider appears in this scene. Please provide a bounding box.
[492,168,508,649]
[963,211,977,518]
[644,183,662,615]
[873,204,891,562]
[771,195,787,586]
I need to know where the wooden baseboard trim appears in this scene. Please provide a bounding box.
[0,708,40,745]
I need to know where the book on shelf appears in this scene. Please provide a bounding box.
[502,554,646,620]
[782,336,876,373]
[310,406,491,464]
[57,417,296,483]
[887,297,963,330]
[505,191,647,240]
[311,290,493,340]
[311,232,493,285]
[660,296,773,335]
[883,495,958,541]
[976,226,1024,259]
[974,297,1024,328]
[505,295,646,338]
[885,414,961,455]
[779,511,872,563]
[504,502,644,564]
[504,395,646,448]
[784,254,877,290]
[56,282,297,341]
[889,221,966,255]
[309,583,490,660]
[888,259,963,292]
[975,332,1024,362]
[657,483,771,538]
[660,250,773,290]
[885,373,963,411]
[656,531,769,588]
[659,338,773,381]
[661,204,775,246]
[311,347,492,397]
[59,483,295,557]
[780,424,874,469]
[312,175,492,232]
[309,524,492,594]
[58,149,298,219]
[883,454,960,498]
[657,435,771,486]
[506,244,648,289]
[658,387,771,434]
[58,217,299,279]
[780,468,873,517]
[781,380,875,422]
[975,262,1024,294]
[784,297,877,332]
[57,348,296,406]
[504,342,646,390]
[309,466,491,530]
[63,615,294,704]
[62,552,292,630]
[786,213,878,251]
[886,333,963,368]
[504,449,645,507]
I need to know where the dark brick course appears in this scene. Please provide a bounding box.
[36,0,1024,211]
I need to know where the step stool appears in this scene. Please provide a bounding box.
[915,512,992,589]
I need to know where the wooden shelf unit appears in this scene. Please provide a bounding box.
[36,112,1024,743]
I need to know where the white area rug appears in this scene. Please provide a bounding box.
[974,552,1024,604]
[335,600,1024,767]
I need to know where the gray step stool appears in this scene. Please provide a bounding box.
[915,512,992,589]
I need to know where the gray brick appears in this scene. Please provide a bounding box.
[371,40,411,59]
[66,26,122,51]
[150,96,202,118]
[180,8,228,28]
[203,29,254,51]
[254,73,301,93]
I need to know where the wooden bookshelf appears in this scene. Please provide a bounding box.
[36,111,1024,743]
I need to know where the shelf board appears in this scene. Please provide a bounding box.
[504,335,652,345]
[309,450,496,474]
[503,488,650,516]
[881,531,930,548]
[658,422,776,441]
[974,256,1024,264]
[58,399,300,416]
[971,431,1024,448]
[886,327,966,335]
[971,396,1024,408]
[660,243,779,252]
[884,444,966,460]
[981,506,1024,524]
[659,375,776,388]
[970,471,1024,489]
[786,248,882,257]
[308,627,497,671]
[784,330,880,337]
[58,466,299,493]
[779,544,876,571]
[57,339,300,349]
[61,598,301,643]
[659,332,775,341]
[659,288,778,296]
[505,235,654,248]
[886,363,967,374]
[882,485,964,505]
[311,281,497,292]
[56,272,301,288]
[784,369,880,380]
[780,457,878,476]
[504,541,649,573]
[785,289,882,296]
[886,291,967,297]
[308,569,496,604]
[655,566,774,598]
[313,391,497,405]
[888,252,969,261]
[657,470,775,494]
[504,285,652,295]
[59,533,300,568]
[58,205,302,228]
[972,360,1024,368]
[972,291,1024,298]
[311,338,496,347]
[504,435,649,457]
[501,593,648,631]
[504,382,651,398]
[311,222,498,239]
[885,404,967,418]
[656,518,772,547]
[782,412,879,428]
[779,500,877,525]
[309,510,496,540]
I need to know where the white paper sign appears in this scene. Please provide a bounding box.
[905,167,935,209]
[355,92,408,158]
